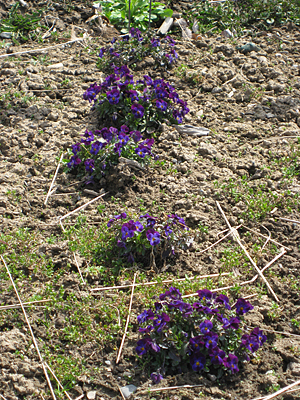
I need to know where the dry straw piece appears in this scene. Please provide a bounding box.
[0,36,89,59]
[91,272,230,292]
[116,273,137,364]
[248,378,300,400]
[45,362,73,400]
[45,153,64,205]
[1,256,57,400]
[0,299,51,311]
[216,202,279,302]
[279,217,300,225]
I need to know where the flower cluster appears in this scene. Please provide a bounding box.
[136,288,266,383]
[97,28,178,73]
[65,125,155,181]
[107,212,192,265]
[83,65,189,132]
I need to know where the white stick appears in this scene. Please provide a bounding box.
[1,256,57,400]
[116,273,137,364]
[0,37,87,59]
[216,202,279,302]
[241,225,290,251]
[149,384,204,392]
[197,225,242,255]
[74,395,85,400]
[45,362,73,400]
[60,193,107,221]
[250,387,300,400]
[45,153,63,205]
[279,217,300,225]
[182,248,286,299]
[260,224,271,251]
[59,221,86,285]
[248,378,300,400]
[0,394,8,400]
[0,299,51,310]
[90,273,230,292]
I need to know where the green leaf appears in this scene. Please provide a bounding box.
[163,8,173,17]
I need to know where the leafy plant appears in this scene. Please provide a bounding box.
[104,212,192,266]
[136,288,267,382]
[94,0,173,32]
[97,28,178,72]
[83,65,189,132]
[188,0,300,36]
[64,125,155,182]
[0,2,43,42]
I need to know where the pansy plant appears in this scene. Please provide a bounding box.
[83,65,189,132]
[106,212,192,265]
[97,28,178,73]
[136,288,266,384]
[64,125,155,182]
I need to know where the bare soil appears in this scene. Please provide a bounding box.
[0,1,300,400]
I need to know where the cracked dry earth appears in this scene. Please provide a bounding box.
[1,4,300,400]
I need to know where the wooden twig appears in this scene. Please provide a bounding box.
[148,384,204,392]
[249,326,300,339]
[74,395,84,400]
[0,394,8,400]
[90,273,230,292]
[248,378,300,400]
[183,248,286,299]
[118,386,127,400]
[73,252,85,285]
[1,256,57,400]
[250,387,300,400]
[243,293,257,300]
[241,225,290,251]
[0,36,88,59]
[260,224,271,251]
[59,192,107,222]
[45,362,73,400]
[45,153,63,205]
[0,299,51,310]
[279,217,300,225]
[116,273,137,364]
[216,202,279,302]
[59,221,85,285]
[198,225,242,254]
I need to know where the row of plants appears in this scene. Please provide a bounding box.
[63,26,268,385]
[2,0,300,46]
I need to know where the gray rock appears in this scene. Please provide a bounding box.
[87,391,97,400]
[0,32,13,39]
[236,42,260,54]
[198,142,220,159]
[287,362,300,376]
[212,87,222,94]
[120,384,137,398]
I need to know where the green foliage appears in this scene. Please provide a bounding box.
[97,30,177,73]
[94,0,172,32]
[0,2,43,42]
[188,0,300,35]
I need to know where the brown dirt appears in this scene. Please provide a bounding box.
[0,1,300,399]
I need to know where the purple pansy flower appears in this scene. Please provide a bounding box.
[210,347,226,365]
[235,298,254,315]
[150,372,163,384]
[190,353,206,372]
[200,320,213,334]
[84,159,95,172]
[224,354,239,373]
[131,103,144,119]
